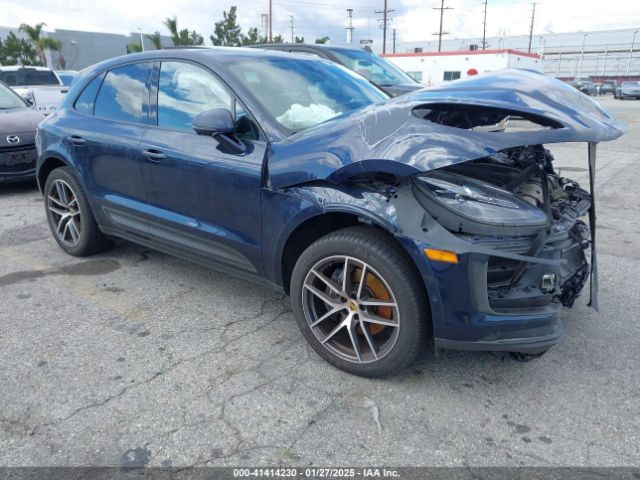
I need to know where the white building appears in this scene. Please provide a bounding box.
[382,49,542,86]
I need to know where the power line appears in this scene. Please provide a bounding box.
[528,2,536,53]
[432,0,453,52]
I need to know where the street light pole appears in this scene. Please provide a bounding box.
[138,27,144,52]
[577,33,587,78]
[626,30,638,76]
[269,0,273,43]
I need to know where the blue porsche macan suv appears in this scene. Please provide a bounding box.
[36,48,625,376]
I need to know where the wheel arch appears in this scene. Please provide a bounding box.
[37,154,71,193]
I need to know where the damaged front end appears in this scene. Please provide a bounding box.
[414,145,591,312]
[270,69,626,354]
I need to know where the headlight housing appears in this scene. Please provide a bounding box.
[414,171,549,236]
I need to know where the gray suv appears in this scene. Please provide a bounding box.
[252,44,422,97]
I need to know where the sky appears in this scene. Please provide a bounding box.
[2,0,640,48]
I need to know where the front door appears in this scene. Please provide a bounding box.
[140,60,267,276]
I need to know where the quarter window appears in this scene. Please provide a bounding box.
[74,74,104,115]
[157,61,232,133]
[94,63,150,124]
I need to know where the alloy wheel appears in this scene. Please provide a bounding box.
[47,179,82,247]
[302,255,400,364]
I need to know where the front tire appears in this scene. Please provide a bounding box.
[290,227,429,376]
[44,167,110,256]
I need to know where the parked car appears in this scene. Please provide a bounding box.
[0,66,67,115]
[0,81,43,183]
[615,81,640,99]
[36,49,625,376]
[569,79,598,96]
[599,80,617,95]
[56,70,79,86]
[250,43,422,97]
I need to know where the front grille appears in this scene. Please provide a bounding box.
[0,146,37,173]
[0,143,35,152]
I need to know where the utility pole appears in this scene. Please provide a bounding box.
[392,28,397,53]
[626,30,638,76]
[482,0,488,50]
[432,0,452,52]
[527,3,536,53]
[269,0,273,43]
[289,15,294,43]
[375,0,394,54]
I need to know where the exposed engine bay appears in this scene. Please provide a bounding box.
[413,145,591,311]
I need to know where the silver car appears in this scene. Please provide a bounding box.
[615,81,640,100]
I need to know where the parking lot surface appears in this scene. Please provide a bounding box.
[1,97,639,467]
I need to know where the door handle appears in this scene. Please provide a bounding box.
[143,149,167,161]
[66,135,86,146]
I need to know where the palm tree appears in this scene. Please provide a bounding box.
[146,31,162,50]
[19,22,62,67]
[163,17,203,46]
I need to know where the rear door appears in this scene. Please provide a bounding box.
[67,61,152,236]
[139,60,267,276]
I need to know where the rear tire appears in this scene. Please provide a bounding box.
[290,226,429,377]
[44,167,110,257]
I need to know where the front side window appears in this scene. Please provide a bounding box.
[94,63,150,124]
[157,61,232,133]
[228,57,387,133]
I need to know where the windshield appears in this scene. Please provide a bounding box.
[622,81,640,87]
[327,48,417,87]
[0,69,60,87]
[228,57,387,133]
[0,83,27,109]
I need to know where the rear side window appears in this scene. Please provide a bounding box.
[94,63,150,124]
[157,61,232,132]
[0,69,60,86]
[74,74,104,115]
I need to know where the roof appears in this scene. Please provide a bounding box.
[0,65,55,71]
[381,49,540,59]
[250,43,361,52]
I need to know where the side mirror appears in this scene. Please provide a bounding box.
[192,108,245,155]
[192,108,235,136]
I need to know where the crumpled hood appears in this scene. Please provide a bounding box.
[0,107,43,136]
[267,69,627,189]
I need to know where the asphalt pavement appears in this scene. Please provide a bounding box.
[0,96,639,467]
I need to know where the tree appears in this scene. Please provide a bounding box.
[127,41,143,53]
[241,27,265,46]
[163,16,204,46]
[295,36,305,43]
[19,22,62,67]
[273,34,284,43]
[210,6,243,46]
[51,41,79,69]
[315,36,330,44]
[0,32,38,65]
[146,31,162,50]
